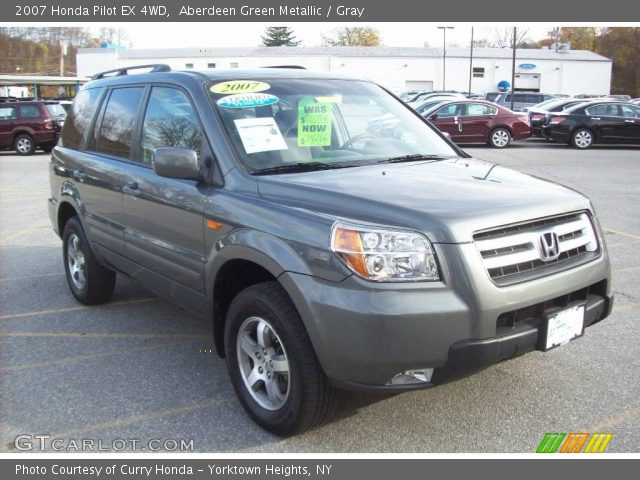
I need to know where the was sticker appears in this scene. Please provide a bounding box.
[211,80,270,95]
[297,97,333,147]
[217,93,279,109]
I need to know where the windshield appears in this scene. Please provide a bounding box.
[209,78,458,174]
[46,103,66,118]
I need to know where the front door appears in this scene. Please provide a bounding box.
[121,86,209,295]
[429,103,465,141]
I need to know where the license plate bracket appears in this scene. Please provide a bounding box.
[540,303,585,351]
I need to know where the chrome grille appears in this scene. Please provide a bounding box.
[474,212,599,285]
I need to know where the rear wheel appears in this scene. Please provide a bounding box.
[62,216,116,305]
[14,134,35,156]
[488,127,511,148]
[224,281,336,436]
[571,128,594,149]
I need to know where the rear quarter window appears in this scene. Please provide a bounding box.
[61,88,104,150]
[19,104,41,119]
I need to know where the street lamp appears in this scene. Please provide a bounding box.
[438,26,454,91]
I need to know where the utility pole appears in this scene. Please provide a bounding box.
[510,27,517,111]
[438,26,454,91]
[59,41,67,77]
[468,27,474,98]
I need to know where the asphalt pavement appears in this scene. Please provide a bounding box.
[0,140,638,453]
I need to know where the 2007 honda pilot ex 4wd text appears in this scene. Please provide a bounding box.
[49,65,613,436]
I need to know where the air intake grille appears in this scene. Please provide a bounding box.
[474,212,599,286]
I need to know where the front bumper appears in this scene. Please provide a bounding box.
[279,241,612,392]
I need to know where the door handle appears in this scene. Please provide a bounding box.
[122,182,140,196]
[73,170,86,182]
[624,119,635,123]
[458,123,463,132]
[590,117,601,120]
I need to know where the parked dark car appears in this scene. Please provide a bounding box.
[493,92,555,112]
[423,100,531,147]
[49,65,612,435]
[0,100,64,155]
[542,101,640,148]
[528,98,588,136]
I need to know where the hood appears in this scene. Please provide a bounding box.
[257,158,592,243]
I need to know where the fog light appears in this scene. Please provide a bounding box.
[387,368,434,385]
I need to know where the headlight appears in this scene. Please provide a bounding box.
[330,222,440,282]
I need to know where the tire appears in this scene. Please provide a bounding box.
[14,134,36,156]
[571,128,594,149]
[488,127,512,148]
[40,142,56,153]
[224,281,336,436]
[62,216,116,305]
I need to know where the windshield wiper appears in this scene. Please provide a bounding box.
[253,162,356,175]
[377,154,453,164]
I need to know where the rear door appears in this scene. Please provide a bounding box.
[617,104,640,143]
[584,103,622,141]
[0,105,17,148]
[121,85,209,295]
[459,103,497,142]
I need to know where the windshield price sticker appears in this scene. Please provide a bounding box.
[298,98,333,147]
[211,80,271,95]
[234,117,288,154]
[217,93,279,109]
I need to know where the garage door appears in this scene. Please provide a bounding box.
[405,80,434,91]
[514,73,541,91]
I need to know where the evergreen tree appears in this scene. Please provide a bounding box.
[261,27,301,47]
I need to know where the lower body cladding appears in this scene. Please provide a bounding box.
[279,243,612,392]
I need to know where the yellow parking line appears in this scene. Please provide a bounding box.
[0,397,228,452]
[0,339,205,373]
[603,228,640,241]
[590,408,640,433]
[0,331,209,339]
[0,272,64,282]
[0,297,157,321]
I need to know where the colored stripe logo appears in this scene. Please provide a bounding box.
[537,433,613,453]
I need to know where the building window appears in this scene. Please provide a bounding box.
[207,63,216,69]
[185,63,194,69]
[472,67,485,78]
[230,62,239,68]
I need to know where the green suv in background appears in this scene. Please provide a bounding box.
[48,65,613,435]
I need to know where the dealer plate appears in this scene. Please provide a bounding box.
[544,304,585,351]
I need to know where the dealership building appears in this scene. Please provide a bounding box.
[76,45,612,96]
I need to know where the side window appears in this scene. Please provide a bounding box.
[19,104,41,119]
[586,104,618,116]
[466,104,496,116]
[0,106,17,120]
[61,88,103,150]
[620,105,640,118]
[436,103,463,118]
[93,87,145,159]
[139,87,203,165]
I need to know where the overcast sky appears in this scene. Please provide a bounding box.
[118,23,555,49]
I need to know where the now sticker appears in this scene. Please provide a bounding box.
[211,80,270,95]
[297,97,333,147]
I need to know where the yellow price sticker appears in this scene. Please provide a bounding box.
[211,80,270,95]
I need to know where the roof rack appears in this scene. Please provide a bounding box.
[92,64,171,80]
[261,65,306,69]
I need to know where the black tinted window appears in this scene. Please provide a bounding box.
[19,104,41,118]
[585,104,618,116]
[139,87,203,165]
[94,87,144,159]
[61,88,103,150]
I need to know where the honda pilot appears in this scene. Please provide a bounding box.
[48,65,613,436]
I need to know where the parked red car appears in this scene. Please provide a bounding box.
[422,100,531,148]
[0,100,65,155]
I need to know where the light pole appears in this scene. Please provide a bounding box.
[438,26,454,91]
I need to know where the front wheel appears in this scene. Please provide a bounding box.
[224,281,336,436]
[571,128,594,149]
[62,216,116,305]
[488,127,512,148]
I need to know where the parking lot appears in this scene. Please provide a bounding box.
[0,140,638,453]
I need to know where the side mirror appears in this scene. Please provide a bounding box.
[441,132,452,141]
[152,147,201,180]
[429,113,438,120]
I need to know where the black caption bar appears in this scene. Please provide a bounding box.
[3,459,640,480]
[5,0,640,22]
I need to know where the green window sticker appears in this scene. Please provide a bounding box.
[297,97,333,147]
